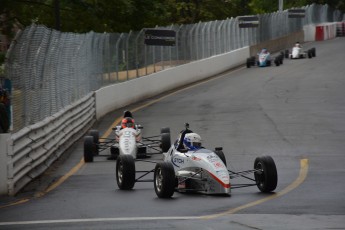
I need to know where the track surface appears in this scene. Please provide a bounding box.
[0,38,345,230]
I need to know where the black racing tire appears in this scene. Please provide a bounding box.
[116,155,136,190]
[0,103,9,133]
[285,49,289,59]
[160,127,170,134]
[215,150,227,166]
[109,146,119,160]
[161,133,171,152]
[254,156,278,192]
[84,136,95,162]
[280,51,285,59]
[88,130,99,155]
[154,162,175,198]
[274,58,280,66]
[279,55,283,64]
[308,50,312,58]
[311,47,316,57]
[246,58,251,68]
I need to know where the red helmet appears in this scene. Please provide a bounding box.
[121,117,135,129]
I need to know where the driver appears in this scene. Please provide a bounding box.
[261,48,268,54]
[294,42,301,48]
[121,117,135,129]
[183,133,202,151]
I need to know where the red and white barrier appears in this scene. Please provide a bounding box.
[304,22,340,41]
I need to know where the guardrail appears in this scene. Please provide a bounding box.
[5,92,95,195]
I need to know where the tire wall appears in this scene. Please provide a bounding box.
[249,31,304,57]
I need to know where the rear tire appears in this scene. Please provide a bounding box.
[84,136,95,162]
[308,50,312,58]
[116,155,136,190]
[154,162,175,198]
[88,130,99,155]
[285,49,289,58]
[215,149,227,166]
[246,58,251,68]
[161,133,171,152]
[254,156,278,192]
[311,47,316,57]
[161,127,170,134]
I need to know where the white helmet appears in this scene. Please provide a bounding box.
[183,133,202,150]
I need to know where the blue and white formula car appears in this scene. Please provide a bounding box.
[246,48,284,68]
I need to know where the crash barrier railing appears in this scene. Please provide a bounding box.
[4,92,95,195]
[4,4,344,133]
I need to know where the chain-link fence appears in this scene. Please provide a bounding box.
[4,4,344,132]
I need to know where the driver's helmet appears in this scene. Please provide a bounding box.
[183,133,202,150]
[295,42,301,47]
[261,48,268,54]
[121,117,135,129]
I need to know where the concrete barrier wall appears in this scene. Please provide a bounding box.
[249,31,304,56]
[95,47,250,119]
[306,23,338,42]
[304,25,317,42]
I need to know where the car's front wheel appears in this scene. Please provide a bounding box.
[116,155,136,190]
[154,162,175,198]
[254,156,278,192]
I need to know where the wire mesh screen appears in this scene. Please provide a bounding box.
[4,4,344,132]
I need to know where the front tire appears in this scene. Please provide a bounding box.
[88,130,99,155]
[116,155,136,190]
[154,162,175,198]
[254,156,278,192]
[161,127,170,134]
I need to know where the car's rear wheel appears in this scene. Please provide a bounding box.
[308,50,312,58]
[116,155,135,190]
[84,136,95,162]
[254,156,278,192]
[215,148,227,166]
[285,49,289,58]
[161,133,171,152]
[246,58,251,68]
[274,58,280,66]
[109,146,119,160]
[88,130,99,155]
[154,162,175,198]
[311,47,316,57]
[161,127,170,134]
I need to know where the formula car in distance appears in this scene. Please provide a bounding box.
[83,110,171,162]
[285,42,316,59]
[246,48,284,68]
[115,123,278,198]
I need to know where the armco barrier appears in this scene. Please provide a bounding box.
[1,93,96,195]
[95,47,250,119]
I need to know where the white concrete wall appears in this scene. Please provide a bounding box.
[304,24,316,42]
[95,47,249,119]
[0,134,10,194]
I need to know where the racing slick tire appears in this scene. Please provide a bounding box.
[109,146,119,160]
[215,148,227,166]
[311,47,316,57]
[274,58,280,66]
[279,55,283,64]
[254,156,277,192]
[246,58,251,68]
[88,130,99,155]
[84,136,95,162]
[154,162,175,198]
[161,133,171,152]
[116,155,136,190]
[308,50,312,59]
[284,49,289,59]
[161,127,170,134]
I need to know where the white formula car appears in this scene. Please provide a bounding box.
[115,123,278,198]
[83,111,170,162]
[285,46,316,59]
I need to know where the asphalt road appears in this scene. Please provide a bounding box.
[0,37,345,230]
